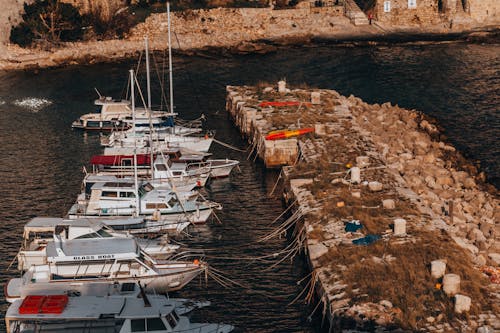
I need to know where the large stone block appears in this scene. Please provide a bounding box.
[443,273,460,296]
[454,294,471,314]
[431,259,446,279]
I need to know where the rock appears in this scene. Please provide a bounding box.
[308,243,328,260]
[443,274,460,296]
[425,176,441,190]
[454,294,471,314]
[382,199,395,209]
[473,254,487,266]
[436,175,454,187]
[468,228,487,243]
[477,326,494,333]
[464,177,476,189]
[452,171,469,183]
[379,300,393,308]
[487,253,500,265]
[431,259,447,279]
[426,316,436,323]
[368,181,383,192]
[480,222,494,238]
[356,156,370,168]
[423,153,436,164]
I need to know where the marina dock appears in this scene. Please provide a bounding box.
[226,83,500,331]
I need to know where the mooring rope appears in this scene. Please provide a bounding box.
[212,138,247,152]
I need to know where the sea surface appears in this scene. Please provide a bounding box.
[0,41,498,332]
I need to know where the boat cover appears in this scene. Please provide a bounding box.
[91,154,152,166]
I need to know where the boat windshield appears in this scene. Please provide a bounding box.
[138,183,154,197]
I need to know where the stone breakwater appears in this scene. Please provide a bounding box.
[226,84,499,331]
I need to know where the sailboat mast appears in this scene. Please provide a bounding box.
[145,36,152,109]
[167,1,174,115]
[130,69,140,216]
[145,36,155,177]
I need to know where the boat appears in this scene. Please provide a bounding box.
[5,292,233,333]
[161,149,240,178]
[71,96,174,131]
[67,180,219,225]
[5,236,206,302]
[88,155,211,187]
[16,217,180,271]
[265,127,315,140]
[102,131,214,153]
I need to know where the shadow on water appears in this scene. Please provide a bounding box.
[0,42,498,331]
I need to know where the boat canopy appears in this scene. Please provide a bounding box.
[7,296,125,320]
[46,237,138,261]
[91,154,153,166]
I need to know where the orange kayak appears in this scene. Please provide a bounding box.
[259,101,311,108]
[265,127,315,140]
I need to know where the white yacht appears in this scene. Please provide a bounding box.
[67,181,219,225]
[5,237,206,302]
[5,293,233,333]
[71,97,176,131]
[16,217,180,271]
[88,155,210,187]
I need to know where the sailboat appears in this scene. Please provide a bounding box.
[68,71,221,229]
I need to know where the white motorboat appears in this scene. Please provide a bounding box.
[102,132,214,154]
[88,155,210,187]
[5,236,206,302]
[67,180,219,224]
[5,292,233,333]
[71,97,175,131]
[16,217,180,271]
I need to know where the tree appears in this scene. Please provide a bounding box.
[10,0,84,46]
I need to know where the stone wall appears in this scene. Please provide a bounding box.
[468,0,500,22]
[374,0,500,25]
[132,7,346,48]
[373,0,440,25]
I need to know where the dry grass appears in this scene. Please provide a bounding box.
[319,229,496,330]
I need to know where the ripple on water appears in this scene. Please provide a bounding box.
[12,97,53,112]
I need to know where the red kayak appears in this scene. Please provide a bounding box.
[265,127,315,140]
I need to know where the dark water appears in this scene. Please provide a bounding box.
[0,41,498,332]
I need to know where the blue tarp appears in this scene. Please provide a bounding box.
[345,220,363,232]
[352,234,381,246]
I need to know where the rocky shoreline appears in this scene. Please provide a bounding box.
[226,83,499,331]
[0,7,498,71]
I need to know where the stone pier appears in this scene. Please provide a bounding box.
[226,83,499,331]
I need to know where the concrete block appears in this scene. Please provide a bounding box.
[431,259,446,279]
[350,167,361,184]
[368,181,383,192]
[382,199,395,209]
[443,273,460,296]
[311,91,321,104]
[278,80,286,93]
[393,218,407,236]
[454,294,471,314]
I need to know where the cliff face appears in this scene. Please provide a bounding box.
[0,0,33,44]
[0,0,125,45]
[60,0,126,20]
